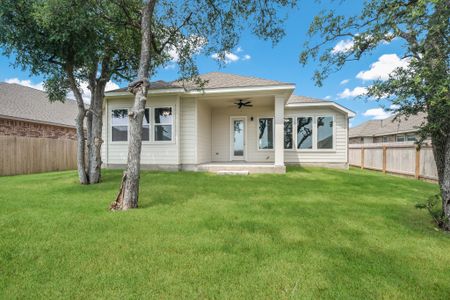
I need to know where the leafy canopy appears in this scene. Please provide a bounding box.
[300,0,449,140]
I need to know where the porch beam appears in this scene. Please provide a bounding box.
[274,96,285,166]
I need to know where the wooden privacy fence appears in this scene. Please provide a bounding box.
[349,142,438,181]
[0,136,77,176]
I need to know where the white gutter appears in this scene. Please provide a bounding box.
[105,84,296,98]
[286,102,356,117]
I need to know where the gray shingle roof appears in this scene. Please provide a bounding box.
[0,83,78,127]
[349,112,427,137]
[287,95,330,105]
[107,72,292,92]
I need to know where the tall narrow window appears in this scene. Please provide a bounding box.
[154,107,173,141]
[142,108,150,141]
[284,118,293,149]
[258,118,273,149]
[111,109,128,142]
[297,117,313,149]
[317,116,333,149]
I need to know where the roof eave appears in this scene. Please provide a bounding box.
[286,102,356,117]
[105,84,296,98]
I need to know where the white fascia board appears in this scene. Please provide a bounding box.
[187,84,296,95]
[105,84,296,98]
[286,102,356,118]
[105,88,185,97]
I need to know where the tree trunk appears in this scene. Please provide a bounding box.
[110,0,155,210]
[432,133,450,230]
[75,104,88,184]
[66,66,89,184]
[87,81,106,184]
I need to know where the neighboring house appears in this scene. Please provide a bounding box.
[103,72,355,173]
[0,82,78,140]
[349,112,427,144]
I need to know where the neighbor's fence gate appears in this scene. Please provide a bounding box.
[0,136,77,176]
[349,142,438,181]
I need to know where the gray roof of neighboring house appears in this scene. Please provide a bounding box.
[287,95,330,105]
[349,112,427,138]
[107,72,292,92]
[0,83,78,128]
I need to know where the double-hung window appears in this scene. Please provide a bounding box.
[142,108,150,141]
[317,116,333,149]
[406,133,416,142]
[258,118,273,149]
[284,118,293,149]
[297,117,313,149]
[396,135,405,142]
[111,109,128,142]
[154,107,173,141]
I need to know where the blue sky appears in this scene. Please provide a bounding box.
[0,1,408,127]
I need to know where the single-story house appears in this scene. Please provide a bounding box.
[349,112,427,144]
[0,82,78,140]
[103,72,355,174]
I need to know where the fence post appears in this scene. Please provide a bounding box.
[382,146,387,173]
[361,146,365,169]
[415,146,420,179]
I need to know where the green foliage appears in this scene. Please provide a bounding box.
[0,168,448,298]
[416,194,448,229]
[300,0,450,141]
[0,0,143,98]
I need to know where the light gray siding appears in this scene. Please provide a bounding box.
[103,95,178,165]
[180,98,196,164]
[196,100,212,163]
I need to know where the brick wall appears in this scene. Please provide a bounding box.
[0,117,77,140]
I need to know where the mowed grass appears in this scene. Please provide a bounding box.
[0,167,449,299]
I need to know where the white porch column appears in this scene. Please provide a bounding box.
[274,96,285,166]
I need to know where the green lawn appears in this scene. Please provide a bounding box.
[0,167,449,299]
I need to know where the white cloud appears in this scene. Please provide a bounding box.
[337,86,368,98]
[70,81,120,103]
[5,78,44,91]
[332,39,354,54]
[363,108,391,120]
[362,104,399,120]
[211,51,240,64]
[211,47,252,64]
[6,77,119,103]
[340,79,349,85]
[324,95,332,100]
[356,54,409,81]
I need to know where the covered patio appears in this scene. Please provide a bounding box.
[194,91,289,173]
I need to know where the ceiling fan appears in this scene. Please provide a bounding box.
[234,98,253,109]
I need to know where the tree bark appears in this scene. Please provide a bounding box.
[432,133,450,230]
[111,0,156,210]
[66,65,89,184]
[87,80,106,184]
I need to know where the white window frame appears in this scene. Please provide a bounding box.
[396,134,405,142]
[110,108,129,144]
[153,106,174,143]
[140,107,151,143]
[296,116,315,151]
[316,115,336,151]
[257,117,274,151]
[284,117,295,151]
[406,133,416,142]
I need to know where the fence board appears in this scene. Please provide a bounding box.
[0,136,78,176]
[349,142,438,181]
